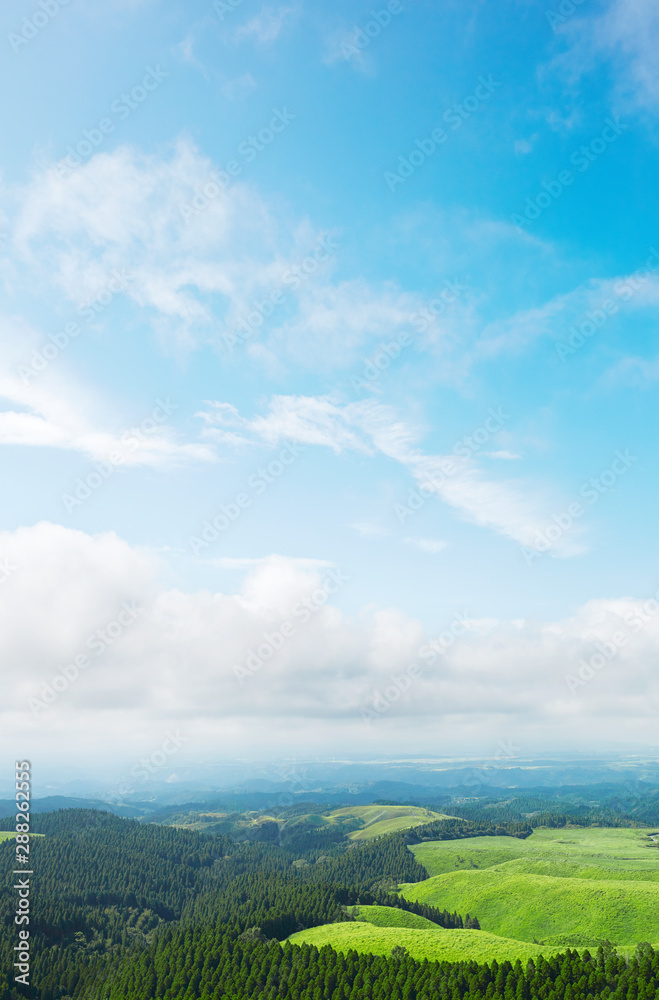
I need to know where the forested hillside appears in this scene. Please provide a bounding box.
[2,806,659,999]
[0,809,469,1000]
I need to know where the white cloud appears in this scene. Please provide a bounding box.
[551,0,659,115]
[324,26,375,76]
[514,136,538,155]
[200,395,377,454]
[175,34,212,82]
[198,394,585,555]
[270,279,420,367]
[0,315,213,464]
[221,73,258,99]
[3,523,659,761]
[233,6,296,45]
[590,0,659,112]
[603,354,659,387]
[9,141,292,355]
[5,141,428,371]
[212,555,332,571]
[477,265,659,360]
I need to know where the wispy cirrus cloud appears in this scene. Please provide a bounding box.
[198,393,583,555]
[5,142,433,372]
[475,263,659,361]
[233,6,296,45]
[0,315,213,464]
[324,26,375,75]
[550,0,659,116]
[221,73,258,99]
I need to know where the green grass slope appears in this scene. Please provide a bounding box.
[347,905,438,930]
[287,922,550,963]
[400,868,659,946]
[491,857,659,883]
[327,804,452,841]
[410,827,659,877]
[290,828,659,962]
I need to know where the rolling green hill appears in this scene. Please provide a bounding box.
[400,827,659,948]
[347,904,440,930]
[327,804,452,840]
[410,827,659,877]
[288,921,549,963]
[401,868,659,946]
[491,856,659,882]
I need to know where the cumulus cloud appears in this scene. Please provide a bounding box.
[10,141,285,354]
[3,524,659,763]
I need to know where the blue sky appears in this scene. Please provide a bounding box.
[2,0,659,774]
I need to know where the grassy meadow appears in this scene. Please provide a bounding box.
[399,828,659,949]
[288,920,547,964]
[289,826,659,963]
[409,827,659,877]
[347,904,439,930]
[326,804,451,840]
